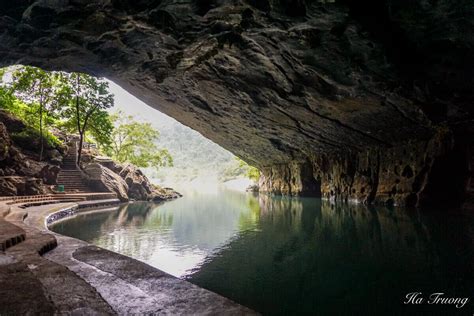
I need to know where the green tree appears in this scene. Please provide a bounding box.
[104,111,173,171]
[9,66,60,160]
[57,73,114,164]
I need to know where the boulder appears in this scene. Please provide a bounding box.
[100,163,182,202]
[0,177,18,196]
[0,176,45,196]
[39,165,61,185]
[24,178,46,195]
[150,186,182,202]
[16,158,45,177]
[83,163,129,202]
[118,164,153,200]
[46,149,63,165]
[94,157,120,172]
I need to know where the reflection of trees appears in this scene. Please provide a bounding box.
[54,193,474,315]
[188,197,469,315]
[238,194,260,232]
[52,202,162,260]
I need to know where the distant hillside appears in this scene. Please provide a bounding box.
[107,80,240,186]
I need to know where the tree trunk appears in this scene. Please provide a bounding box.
[77,132,84,167]
[75,74,82,166]
[39,105,44,161]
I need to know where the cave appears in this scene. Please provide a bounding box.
[1,1,474,314]
[1,0,472,207]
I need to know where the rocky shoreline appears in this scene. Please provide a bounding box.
[82,160,181,202]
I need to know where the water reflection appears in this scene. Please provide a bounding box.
[52,191,474,315]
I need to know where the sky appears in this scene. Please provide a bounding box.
[107,80,176,128]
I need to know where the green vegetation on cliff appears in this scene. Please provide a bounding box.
[0,66,171,172]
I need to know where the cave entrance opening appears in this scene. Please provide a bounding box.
[0,65,261,194]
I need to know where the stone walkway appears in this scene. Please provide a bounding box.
[0,200,257,315]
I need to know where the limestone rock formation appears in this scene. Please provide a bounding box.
[119,164,157,200]
[0,112,65,196]
[84,161,181,202]
[39,165,61,185]
[0,1,472,206]
[116,164,181,201]
[0,176,45,196]
[83,163,130,202]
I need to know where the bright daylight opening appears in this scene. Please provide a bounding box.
[0,65,260,197]
[107,80,258,193]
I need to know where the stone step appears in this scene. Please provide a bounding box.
[0,220,26,252]
[57,181,86,184]
[57,179,84,184]
[57,185,88,188]
[57,181,87,183]
[57,180,87,183]
[57,175,84,178]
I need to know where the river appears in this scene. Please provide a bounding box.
[51,189,474,315]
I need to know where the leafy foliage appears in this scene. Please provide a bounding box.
[0,69,62,151]
[8,66,62,159]
[55,72,114,162]
[104,111,173,171]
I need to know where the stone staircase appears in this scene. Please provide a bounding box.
[0,219,25,252]
[57,143,91,193]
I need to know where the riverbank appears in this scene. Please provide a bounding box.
[0,196,256,315]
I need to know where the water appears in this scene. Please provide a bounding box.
[51,190,474,315]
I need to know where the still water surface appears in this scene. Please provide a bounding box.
[51,190,474,315]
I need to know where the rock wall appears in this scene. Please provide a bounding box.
[0,111,63,196]
[261,129,470,207]
[259,161,321,197]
